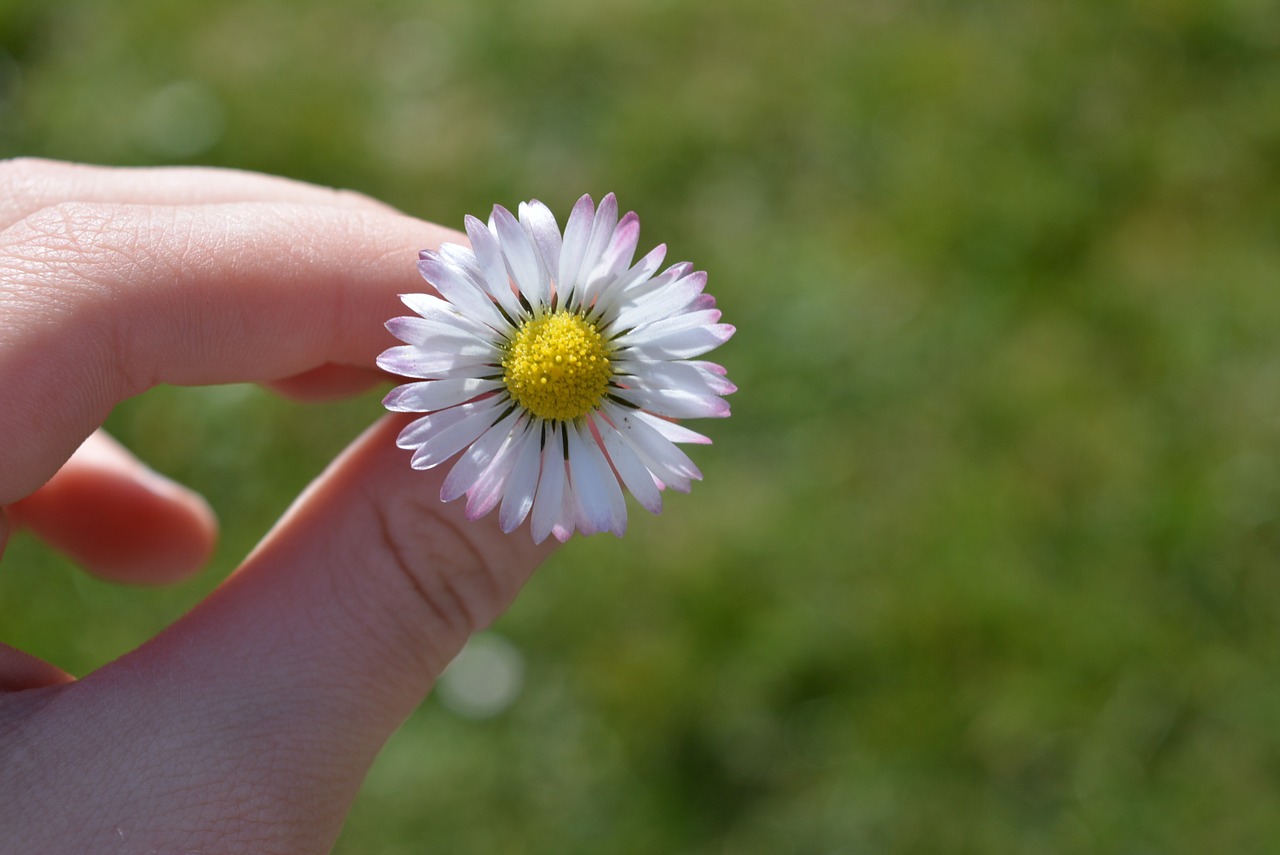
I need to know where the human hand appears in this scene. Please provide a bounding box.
[0,159,558,853]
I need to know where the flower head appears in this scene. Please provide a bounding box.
[377,194,735,543]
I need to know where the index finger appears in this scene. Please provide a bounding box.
[0,158,397,230]
[0,199,459,505]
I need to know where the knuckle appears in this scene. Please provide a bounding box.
[0,158,70,228]
[6,200,116,251]
[330,186,398,214]
[0,155,59,174]
[0,204,107,304]
[3,201,185,286]
[0,203,133,308]
[0,202,180,397]
[0,155,58,188]
[359,492,506,668]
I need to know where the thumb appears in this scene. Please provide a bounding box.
[5,416,557,852]
[153,411,556,714]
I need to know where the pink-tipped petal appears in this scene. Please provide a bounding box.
[405,398,505,469]
[605,270,707,331]
[630,410,713,445]
[441,411,520,503]
[589,242,668,315]
[383,378,501,413]
[520,200,562,287]
[398,293,493,338]
[461,414,528,517]
[596,415,663,514]
[622,324,736,360]
[578,212,640,306]
[376,344,495,379]
[616,308,722,343]
[404,378,502,413]
[614,386,732,420]
[617,358,727,399]
[567,422,627,537]
[688,360,738,395]
[531,427,568,544]
[603,402,702,490]
[492,204,550,308]
[464,215,525,318]
[499,422,543,533]
[558,194,597,306]
[576,193,618,296]
[556,463,580,542]
[419,255,507,331]
[384,316,500,358]
[385,313,494,347]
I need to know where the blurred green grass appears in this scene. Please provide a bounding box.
[3,0,1280,851]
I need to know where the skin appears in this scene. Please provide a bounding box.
[0,158,558,854]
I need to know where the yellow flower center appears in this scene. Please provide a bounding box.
[502,311,612,421]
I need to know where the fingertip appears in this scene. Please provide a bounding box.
[13,465,219,585]
[0,642,75,692]
[263,363,385,402]
[11,433,220,585]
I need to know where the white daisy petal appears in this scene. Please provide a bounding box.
[589,242,667,312]
[383,379,499,412]
[382,381,434,412]
[464,422,532,521]
[558,194,596,307]
[604,260,692,312]
[630,409,713,445]
[383,364,501,389]
[441,411,521,503]
[397,293,495,338]
[376,344,496,379]
[598,212,640,276]
[614,385,731,420]
[566,422,627,537]
[408,398,506,469]
[385,314,494,348]
[492,205,550,308]
[563,426,606,535]
[579,212,640,307]
[607,270,707,331]
[555,464,579,542]
[616,358,728,399]
[578,193,619,291]
[686,360,739,396]
[499,422,544,533]
[385,316,500,357]
[396,402,484,449]
[519,200,562,289]
[616,308,721,343]
[602,402,702,491]
[419,253,507,331]
[381,194,733,541]
[531,426,568,544]
[466,443,521,519]
[596,413,663,514]
[620,323,736,360]
[390,377,502,414]
[464,215,524,319]
[438,243,495,296]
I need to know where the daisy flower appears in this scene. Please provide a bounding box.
[377,193,735,543]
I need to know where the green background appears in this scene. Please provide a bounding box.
[3,0,1280,851]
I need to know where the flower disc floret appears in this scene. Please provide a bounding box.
[502,311,612,422]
